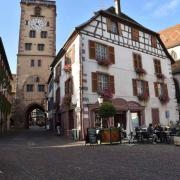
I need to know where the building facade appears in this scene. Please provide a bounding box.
[49,1,178,139]
[15,0,56,128]
[160,25,180,120]
[0,37,13,134]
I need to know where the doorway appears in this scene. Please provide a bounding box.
[114,112,126,129]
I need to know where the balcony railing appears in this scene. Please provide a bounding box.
[21,0,56,6]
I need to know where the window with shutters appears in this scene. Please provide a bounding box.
[98,74,108,92]
[133,53,146,75]
[65,78,73,95]
[96,43,107,61]
[154,59,164,79]
[132,79,149,101]
[131,28,139,42]
[154,82,169,103]
[111,21,118,34]
[55,63,61,83]
[89,41,115,65]
[64,45,75,72]
[91,72,115,97]
[151,36,157,48]
[106,18,122,35]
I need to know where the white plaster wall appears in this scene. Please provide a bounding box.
[81,34,179,125]
[53,35,81,107]
[168,46,180,61]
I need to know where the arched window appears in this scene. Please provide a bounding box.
[34,6,41,16]
[171,51,177,60]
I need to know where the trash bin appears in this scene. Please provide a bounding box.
[72,129,79,140]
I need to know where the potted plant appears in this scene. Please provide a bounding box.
[98,88,113,100]
[135,67,146,76]
[99,102,120,144]
[174,124,180,146]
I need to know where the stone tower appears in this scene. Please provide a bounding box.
[16,0,56,128]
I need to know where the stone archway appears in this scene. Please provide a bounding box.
[25,103,46,129]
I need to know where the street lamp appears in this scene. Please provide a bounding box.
[98,96,103,128]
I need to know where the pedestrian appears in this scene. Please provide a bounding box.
[56,120,61,136]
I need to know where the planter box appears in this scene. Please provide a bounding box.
[174,136,180,146]
[100,128,120,144]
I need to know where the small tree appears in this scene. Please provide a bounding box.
[99,102,116,118]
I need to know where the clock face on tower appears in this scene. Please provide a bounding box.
[29,18,46,31]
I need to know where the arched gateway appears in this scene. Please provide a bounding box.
[25,103,46,129]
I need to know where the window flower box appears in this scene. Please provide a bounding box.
[135,68,146,76]
[137,92,149,101]
[63,95,71,105]
[98,60,112,66]
[98,88,113,99]
[64,64,71,73]
[159,95,169,104]
[156,73,165,79]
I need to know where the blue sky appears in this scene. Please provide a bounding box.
[0,0,179,74]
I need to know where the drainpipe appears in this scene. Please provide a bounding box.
[79,34,84,140]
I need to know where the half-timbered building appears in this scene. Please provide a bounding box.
[49,0,178,139]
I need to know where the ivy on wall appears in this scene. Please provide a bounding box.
[0,94,11,115]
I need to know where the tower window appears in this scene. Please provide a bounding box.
[38,44,45,51]
[29,30,36,38]
[38,60,41,67]
[41,31,47,38]
[27,84,33,92]
[31,59,34,67]
[34,6,41,16]
[38,85,45,92]
[47,22,50,27]
[25,43,32,51]
[26,20,28,25]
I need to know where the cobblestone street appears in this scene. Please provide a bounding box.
[0,128,180,180]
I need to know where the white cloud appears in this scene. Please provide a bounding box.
[153,0,180,17]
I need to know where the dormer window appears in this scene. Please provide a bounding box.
[106,18,121,35]
[131,28,139,42]
[151,36,157,48]
[111,21,118,34]
[34,6,41,16]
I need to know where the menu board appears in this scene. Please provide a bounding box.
[88,128,97,144]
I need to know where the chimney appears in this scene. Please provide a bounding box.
[114,0,121,15]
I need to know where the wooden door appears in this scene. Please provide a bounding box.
[68,110,74,130]
[151,108,160,126]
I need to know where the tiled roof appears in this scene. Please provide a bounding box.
[172,60,180,74]
[159,24,180,49]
